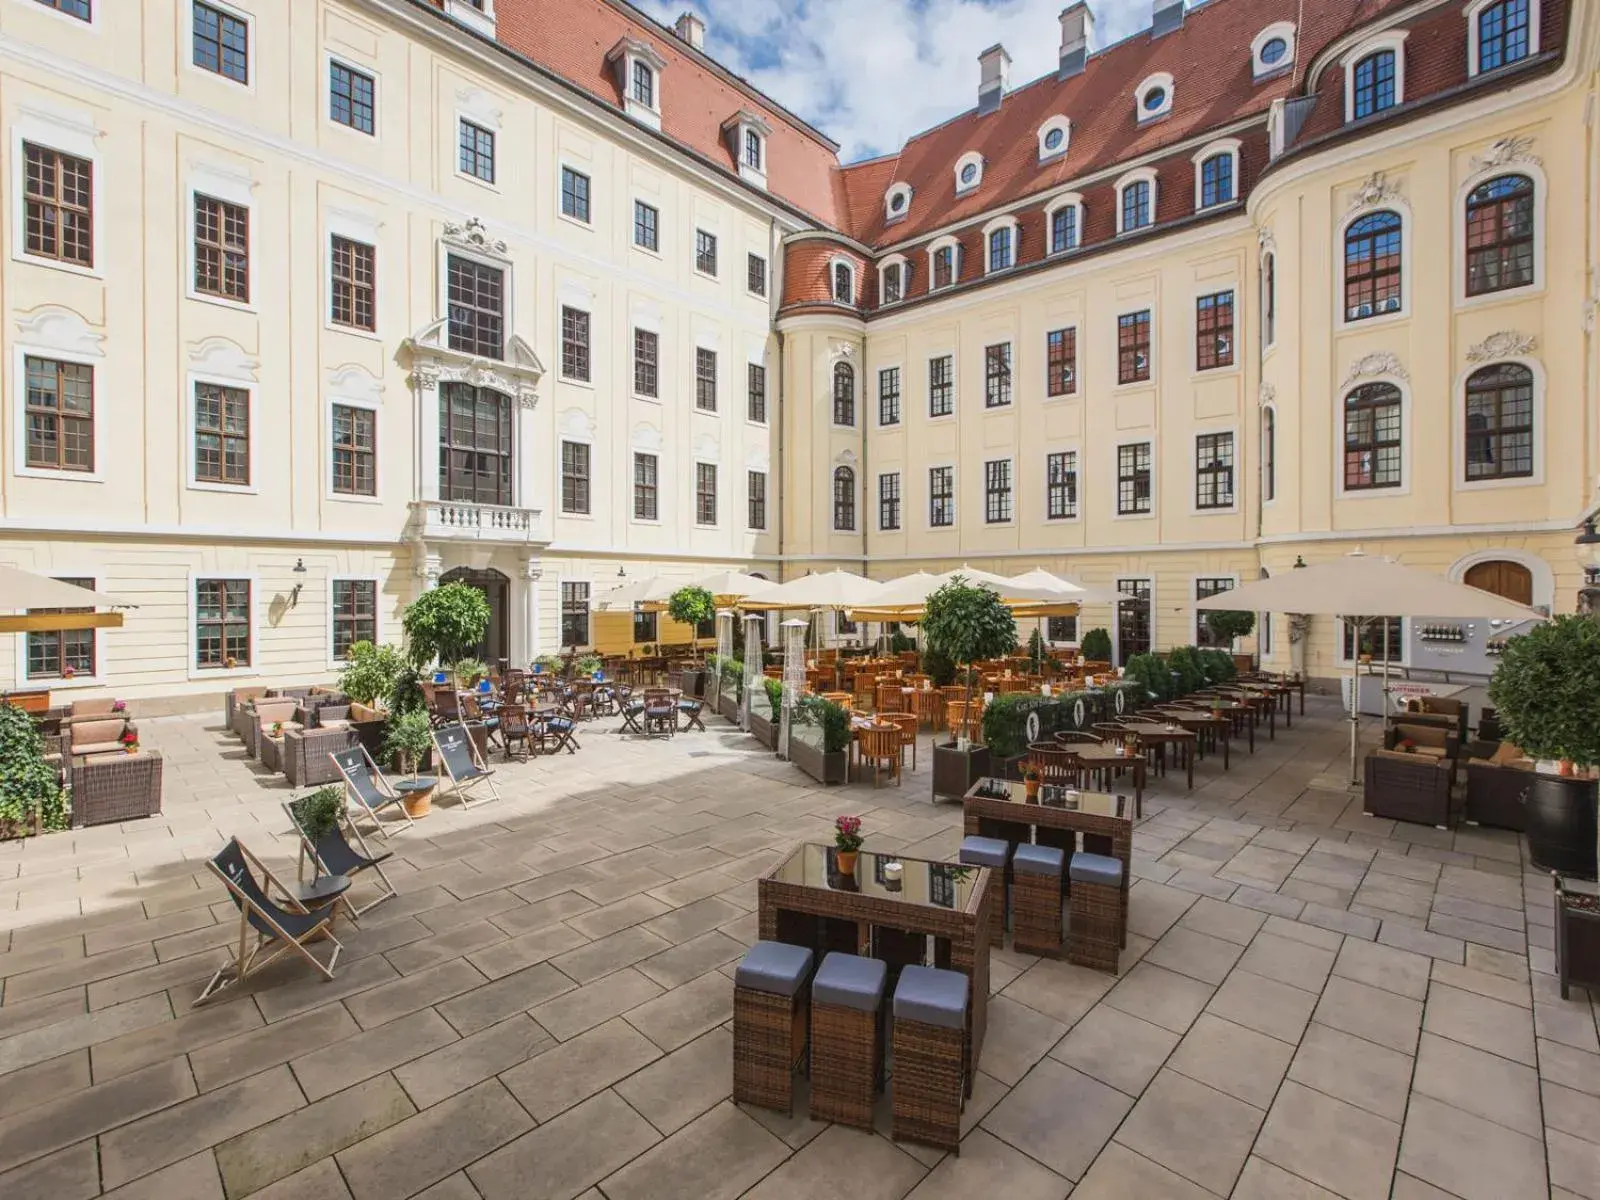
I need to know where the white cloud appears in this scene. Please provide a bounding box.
[635,0,1154,161]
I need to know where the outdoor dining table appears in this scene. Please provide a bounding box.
[1196,697,1257,752]
[1057,740,1146,816]
[1156,708,1232,769]
[1219,687,1278,739]
[1118,720,1197,790]
[758,842,994,1087]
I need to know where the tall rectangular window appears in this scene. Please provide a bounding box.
[1195,290,1235,371]
[1117,442,1152,515]
[695,348,717,411]
[560,581,590,647]
[1200,153,1234,207]
[24,356,93,472]
[748,469,767,530]
[23,144,92,266]
[984,459,1012,523]
[329,61,375,134]
[881,262,904,303]
[1117,310,1152,384]
[193,1,248,83]
[696,463,718,525]
[332,579,377,659]
[1051,205,1078,253]
[331,404,375,496]
[194,194,249,302]
[633,453,658,521]
[1195,578,1236,647]
[438,383,513,505]
[330,236,376,331]
[984,343,1012,408]
[1478,0,1531,71]
[744,129,763,170]
[446,255,503,358]
[1262,253,1277,347]
[929,466,954,527]
[1046,328,1077,396]
[1351,50,1397,119]
[633,200,658,251]
[932,245,954,288]
[987,226,1012,272]
[747,363,767,423]
[560,440,590,514]
[1047,451,1077,520]
[195,579,250,668]
[560,306,590,381]
[879,367,901,426]
[1195,431,1235,509]
[632,60,654,107]
[194,382,249,485]
[633,329,659,398]
[879,472,901,531]
[929,355,954,417]
[560,167,590,222]
[1121,179,1152,231]
[695,229,718,275]
[459,120,495,183]
[747,253,767,296]
[633,610,658,644]
[25,575,93,681]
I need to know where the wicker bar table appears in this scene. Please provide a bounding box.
[962,777,1132,950]
[758,843,993,1091]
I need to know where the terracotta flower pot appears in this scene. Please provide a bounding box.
[402,787,434,818]
[1024,779,1040,801]
[835,849,858,876]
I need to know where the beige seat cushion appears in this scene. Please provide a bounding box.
[75,741,127,756]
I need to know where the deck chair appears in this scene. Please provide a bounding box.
[282,798,397,919]
[195,838,343,1006]
[331,744,416,837]
[433,722,502,807]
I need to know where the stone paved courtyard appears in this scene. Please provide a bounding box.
[0,696,1597,1199]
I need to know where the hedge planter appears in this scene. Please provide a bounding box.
[750,710,775,750]
[1555,874,1600,999]
[718,692,740,723]
[932,741,991,804]
[1524,774,1598,879]
[791,737,848,785]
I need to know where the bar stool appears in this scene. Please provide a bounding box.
[891,965,969,1155]
[958,835,1009,947]
[809,952,888,1129]
[1011,843,1065,958]
[1067,853,1125,974]
[733,941,814,1114]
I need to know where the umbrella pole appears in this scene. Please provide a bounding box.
[1347,616,1363,787]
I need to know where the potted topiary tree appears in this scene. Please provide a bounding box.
[924,577,1016,801]
[339,641,405,710]
[402,583,490,674]
[666,586,716,695]
[1079,627,1113,663]
[1487,614,1600,880]
[1205,610,1257,673]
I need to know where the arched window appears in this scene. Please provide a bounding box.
[988,225,1013,272]
[1344,211,1403,320]
[1050,203,1079,253]
[1351,50,1397,119]
[832,262,854,304]
[1199,153,1234,207]
[1343,382,1403,490]
[1465,174,1534,296]
[1465,363,1534,480]
[832,362,855,426]
[439,383,514,505]
[1261,407,1276,501]
[1261,251,1277,346]
[833,466,856,531]
[1121,179,1152,232]
[1476,0,1532,72]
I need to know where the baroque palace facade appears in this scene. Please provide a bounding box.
[0,0,1595,704]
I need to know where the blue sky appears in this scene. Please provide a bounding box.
[633,0,1154,162]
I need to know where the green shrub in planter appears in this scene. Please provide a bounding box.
[1167,646,1206,695]
[983,694,1080,757]
[923,578,1017,739]
[0,704,67,834]
[763,676,784,713]
[1123,653,1170,702]
[1080,627,1113,662]
[1488,615,1600,766]
[667,587,716,662]
[796,695,851,754]
[289,786,346,841]
[1198,648,1236,683]
[384,709,435,776]
[339,641,405,708]
[402,582,490,669]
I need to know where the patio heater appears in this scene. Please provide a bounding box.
[716,609,735,715]
[742,613,764,731]
[779,618,807,760]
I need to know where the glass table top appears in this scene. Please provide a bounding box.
[965,777,1129,819]
[769,843,980,910]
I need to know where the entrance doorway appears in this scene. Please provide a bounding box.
[1463,560,1533,606]
[1116,578,1152,665]
[439,567,511,668]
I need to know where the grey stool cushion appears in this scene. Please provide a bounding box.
[893,965,969,1030]
[736,941,814,998]
[1069,852,1124,887]
[1013,843,1066,877]
[958,836,1009,868]
[813,952,888,1012]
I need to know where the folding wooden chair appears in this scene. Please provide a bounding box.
[618,693,647,734]
[195,838,343,1006]
[432,722,501,807]
[643,689,676,737]
[331,744,415,837]
[538,708,581,754]
[499,701,535,761]
[676,696,707,732]
[282,798,397,919]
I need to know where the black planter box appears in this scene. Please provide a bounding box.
[1525,775,1598,879]
[791,737,848,785]
[932,741,991,803]
[1555,875,1600,999]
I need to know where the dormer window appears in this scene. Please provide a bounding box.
[1037,116,1071,163]
[744,128,763,171]
[1116,169,1158,234]
[632,61,654,108]
[832,260,855,304]
[1251,23,1296,79]
[606,37,667,131]
[444,0,495,37]
[1193,140,1242,209]
[722,109,772,187]
[1469,0,1536,75]
[880,256,908,304]
[1136,73,1174,122]
[929,236,960,289]
[1343,33,1407,122]
[954,151,984,195]
[884,182,913,224]
[984,217,1018,274]
[1046,193,1084,254]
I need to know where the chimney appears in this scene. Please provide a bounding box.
[1151,0,1185,38]
[1058,3,1096,79]
[673,11,705,49]
[977,43,1011,115]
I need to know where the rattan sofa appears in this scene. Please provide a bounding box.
[1464,741,1533,831]
[1363,749,1456,828]
[284,726,359,786]
[70,750,163,827]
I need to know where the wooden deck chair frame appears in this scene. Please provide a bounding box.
[195,838,343,1006]
[432,722,501,808]
[281,799,397,920]
[331,744,416,838]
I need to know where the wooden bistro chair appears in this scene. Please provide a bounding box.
[946,700,982,741]
[908,687,942,731]
[642,688,677,737]
[882,711,920,773]
[1027,743,1082,788]
[282,798,396,920]
[431,722,501,809]
[331,745,415,838]
[856,723,901,788]
[875,682,907,715]
[499,701,535,762]
[195,837,343,1007]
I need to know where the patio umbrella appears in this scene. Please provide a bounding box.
[1002,568,1127,607]
[0,566,130,634]
[691,570,778,604]
[850,566,1076,620]
[736,569,889,611]
[593,576,670,610]
[1197,549,1545,783]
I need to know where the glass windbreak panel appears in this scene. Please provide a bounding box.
[749,680,775,720]
[770,844,982,910]
[967,776,1129,819]
[790,709,826,755]
[720,662,742,707]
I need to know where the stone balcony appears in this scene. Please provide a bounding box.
[407,498,546,545]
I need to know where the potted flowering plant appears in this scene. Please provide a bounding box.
[834,815,863,876]
[1398,737,1416,754]
[62,665,75,680]
[120,730,139,755]
[111,699,126,713]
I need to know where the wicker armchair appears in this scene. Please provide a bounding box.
[1363,749,1456,828]
[68,717,136,759]
[68,698,120,720]
[244,700,303,759]
[70,751,163,827]
[284,726,359,787]
[1384,722,1461,784]
[1464,742,1533,832]
[225,687,270,736]
[1405,696,1469,743]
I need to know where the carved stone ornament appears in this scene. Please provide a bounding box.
[1340,351,1408,388]
[1347,171,1403,214]
[831,341,857,361]
[403,319,544,409]
[442,217,508,257]
[1466,331,1538,362]
[1257,226,1276,255]
[1259,381,1277,407]
[1469,135,1541,174]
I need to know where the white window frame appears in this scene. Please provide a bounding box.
[982,215,1019,274]
[1454,159,1545,307]
[1114,305,1158,391]
[557,433,595,520]
[324,207,383,342]
[926,462,956,531]
[435,235,514,347]
[831,464,857,532]
[746,251,769,299]
[1135,72,1174,122]
[443,0,495,38]
[326,388,382,506]
[186,163,258,313]
[981,455,1015,527]
[693,226,719,280]
[1250,21,1296,79]
[453,98,503,194]
[14,565,106,689]
[186,570,261,682]
[693,459,719,528]
[324,52,379,140]
[829,256,856,305]
[557,159,594,230]
[877,469,903,532]
[1115,166,1159,235]
[631,196,661,258]
[631,314,663,404]
[1192,139,1242,209]
[884,182,914,224]
[1467,0,1540,77]
[1112,436,1157,521]
[1044,192,1085,254]
[1336,196,1411,330]
[954,150,984,195]
[878,253,909,306]
[1334,371,1412,500]
[1044,444,1082,523]
[1342,32,1409,123]
[1037,115,1071,163]
[10,106,103,279]
[875,360,904,428]
[630,444,662,527]
[927,235,961,290]
[185,0,255,93]
[11,333,106,483]
[327,574,384,669]
[1191,426,1240,515]
[1453,355,1545,491]
[1260,246,1278,352]
[13,0,101,31]
[556,301,595,388]
[746,466,769,533]
[1191,574,1242,648]
[185,369,259,495]
[1261,403,1278,506]
[1191,282,1239,376]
